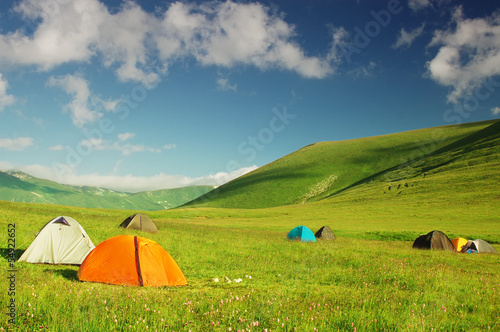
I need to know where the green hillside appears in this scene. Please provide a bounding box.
[0,171,215,210]
[185,119,500,209]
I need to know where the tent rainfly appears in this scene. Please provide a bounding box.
[119,213,158,234]
[286,226,316,242]
[78,235,187,287]
[315,226,336,240]
[18,216,95,265]
[412,230,456,251]
[451,237,468,252]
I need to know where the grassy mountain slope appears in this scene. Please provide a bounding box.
[319,119,500,221]
[185,120,500,209]
[0,171,215,210]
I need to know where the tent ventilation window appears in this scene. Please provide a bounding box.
[53,217,71,226]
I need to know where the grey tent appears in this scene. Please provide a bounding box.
[462,239,497,253]
[412,230,456,251]
[18,216,95,265]
[315,226,336,240]
[119,213,158,234]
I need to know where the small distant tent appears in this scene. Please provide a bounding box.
[315,226,336,240]
[77,235,187,287]
[451,237,468,252]
[119,213,158,234]
[18,216,95,265]
[462,239,497,253]
[287,226,316,242]
[412,230,456,251]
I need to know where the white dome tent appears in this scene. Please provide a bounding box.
[18,216,95,265]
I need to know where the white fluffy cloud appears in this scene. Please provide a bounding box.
[0,73,15,111]
[426,8,500,103]
[118,132,135,141]
[4,0,104,70]
[47,73,121,127]
[96,1,160,85]
[408,0,450,12]
[327,27,349,64]
[492,107,500,115]
[217,77,237,91]
[0,137,33,150]
[0,162,258,192]
[49,144,64,151]
[97,98,120,112]
[393,23,425,49]
[0,0,333,87]
[174,1,332,78]
[408,0,431,11]
[47,74,101,127]
[78,135,170,156]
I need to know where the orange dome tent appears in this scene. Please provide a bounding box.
[77,235,187,287]
[451,237,468,252]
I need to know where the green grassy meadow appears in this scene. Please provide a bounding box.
[1,196,499,331]
[1,120,500,331]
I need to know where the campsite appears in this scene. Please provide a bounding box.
[1,0,500,329]
[1,119,499,331]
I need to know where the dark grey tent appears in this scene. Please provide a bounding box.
[315,226,336,240]
[119,214,158,234]
[412,230,456,251]
[462,239,497,253]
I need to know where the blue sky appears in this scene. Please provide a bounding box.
[0,0,499,192]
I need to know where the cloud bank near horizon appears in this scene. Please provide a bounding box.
[0,162,258,193]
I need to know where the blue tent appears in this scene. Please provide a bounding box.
[286,226,316,242]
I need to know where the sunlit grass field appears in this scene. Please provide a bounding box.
[1,197,499,332]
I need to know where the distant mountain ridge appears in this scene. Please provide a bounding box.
[0,170,215,210]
